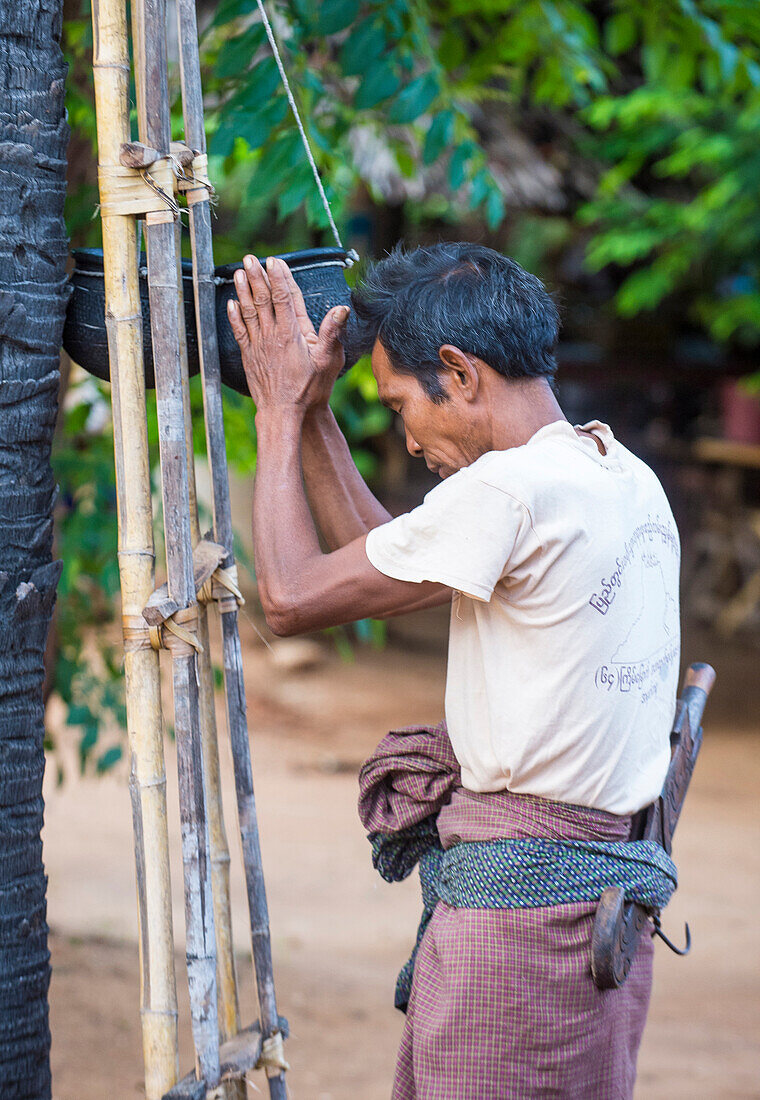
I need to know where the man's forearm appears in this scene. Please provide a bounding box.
[253,405,451,637]
[301,406,391,549]
[253,407,323,624]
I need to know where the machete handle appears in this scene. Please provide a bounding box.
[682,662,716,697]
[680,662,716,746]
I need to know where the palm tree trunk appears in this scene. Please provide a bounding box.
[0,1,68,1096]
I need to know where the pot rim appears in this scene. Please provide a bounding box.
[70,246,359,283]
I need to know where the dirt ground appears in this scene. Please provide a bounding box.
[43,613,760,1099]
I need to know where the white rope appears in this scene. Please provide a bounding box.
[254,0,343,249]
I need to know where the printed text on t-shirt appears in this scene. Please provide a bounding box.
[588,515,679,616]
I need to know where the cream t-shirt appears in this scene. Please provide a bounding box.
[365,420,680,816]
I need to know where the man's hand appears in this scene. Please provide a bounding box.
[227,254,349,411]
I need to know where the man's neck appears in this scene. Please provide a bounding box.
[487,377,567,451]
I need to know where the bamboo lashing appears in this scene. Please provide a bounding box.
[98,160,179,218]
[91,1,179,1097]
[173,149,215,206]
[196,565,244,612]
[256,1032,290,1076]
[175,0,289,1094]
[122,607,203,656]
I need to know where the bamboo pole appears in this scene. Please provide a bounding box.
[174,228,244,1096]
[91,1,179,1097]
[130,0,220,1085]
[174,1,288,1094]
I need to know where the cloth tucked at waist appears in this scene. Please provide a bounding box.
[432,785,676,913]
[359,722,460,834]
[358,721,633,843]
[359,723,675,1013]
[438,785,633,844]
[435,836,676,909]
[370,819,675,1011]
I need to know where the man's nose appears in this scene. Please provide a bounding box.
[404,427,423,457]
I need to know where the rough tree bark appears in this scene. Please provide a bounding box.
[0,0,68,1096]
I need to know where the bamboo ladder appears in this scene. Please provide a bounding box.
[91,0,287,1096]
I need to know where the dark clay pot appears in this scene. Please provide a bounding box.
[62,246,357,395]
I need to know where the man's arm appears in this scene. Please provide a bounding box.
[270,259,392,549]
[255,407,449,635]
[228,255,451,633]
[299,406,451,618]
[301,405,391,548]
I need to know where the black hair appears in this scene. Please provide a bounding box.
[347,242,560,402]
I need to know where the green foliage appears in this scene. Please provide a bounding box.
[330,356,391,478]
[199,0,508,239]
[574,2,760,341]
[193,0,760,342]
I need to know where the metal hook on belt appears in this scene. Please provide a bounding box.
[652,913,691,956]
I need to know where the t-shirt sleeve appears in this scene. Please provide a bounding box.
[365,466,535,602]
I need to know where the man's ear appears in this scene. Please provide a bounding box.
[438,344,479,401]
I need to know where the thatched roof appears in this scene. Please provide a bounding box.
[347,104,589,212]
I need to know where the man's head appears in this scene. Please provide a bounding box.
[348,243,561,477]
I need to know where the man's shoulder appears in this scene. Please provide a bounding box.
[460,432,577,499]
[419,453,534,521]
[452,450,535,513]
[461,427,675,532]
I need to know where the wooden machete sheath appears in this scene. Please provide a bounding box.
[591,662,716,990]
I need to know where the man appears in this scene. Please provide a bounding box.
[227,243,681,1098]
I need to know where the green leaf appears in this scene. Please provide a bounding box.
[277,173,313,219]
[266,130,307,175]
[354,59,401,109]
[485,188,505,230]
[353,616,386,647]
[616,266,676,315]
[389,72,439,123]
[469,168,491,208]
[65,403,90,435]
[385,4,405,37]
[340,19,387,75]
[324,625,355,663]
[209,116,239,158]
[290,0,312,26]
[80,723,99,756]
[208,0,248,30]
[303,70,327,97]
[423,109,454,165]
[604,12,637,57]
[215,29,263,80]
[66,704,94,727]
[237,98,289,150]
[642,42,670,85]
[314,0,360,35]
[448,141,474,190]
[439,28,466,70]
[96,746,123,774]
[243,57,283,111]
